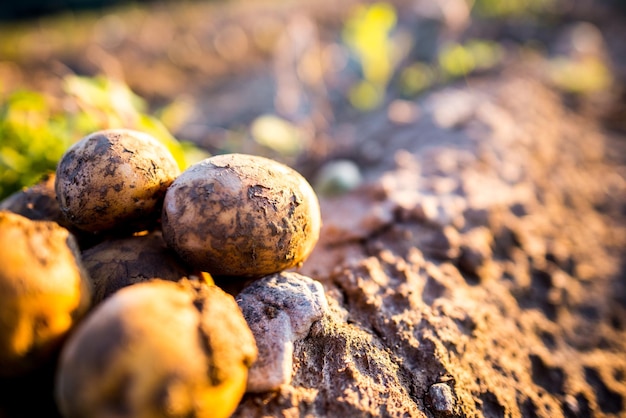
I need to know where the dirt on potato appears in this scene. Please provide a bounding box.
[0,211,91,377]
[0,174,63,224]
[162,154,321,277]
[0,174,105,250]
[81,230,205,305]
[55,279,257,418]
[55,129,180,234]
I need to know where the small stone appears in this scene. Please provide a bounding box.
[427,382,456,415]
[314,159,362,197]
[237,272,329,393]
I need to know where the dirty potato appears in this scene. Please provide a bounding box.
[0,211,91,377]
[0,173,63,223]
[0,173,102,249]
[81,230,212,305]
[161,154,322,277]
[55,279,257,418]
[55,129,181,233]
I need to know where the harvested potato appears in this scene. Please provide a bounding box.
[81,230,213,305]
[161,153,321,277]
[0,211,91,377]
[0,173,63,223]
[55,279,257,418]
[55,129,181,233]
[0,173,102,250]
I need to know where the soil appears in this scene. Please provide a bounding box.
[1,0,625,417]
[235,72,626,418]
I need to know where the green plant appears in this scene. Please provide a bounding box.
[0,91,73,200]
[342,2,398,110]
[0,75,207,201]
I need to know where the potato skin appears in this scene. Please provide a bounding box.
[81,231,201,305]
[0,173,62,223]
[55,279,257,418]
[55,129,180,233]
[0,173,103,250]
[0,211,91,377]
[161,154,322,277]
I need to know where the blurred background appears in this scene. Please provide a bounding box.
[0,0,625,200]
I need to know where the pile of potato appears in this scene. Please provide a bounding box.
[0,129,322,418]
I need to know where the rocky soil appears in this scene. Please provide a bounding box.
[232,72,626,417]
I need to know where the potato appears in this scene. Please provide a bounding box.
[81,230,212,305]
[0,173,102,250]
[0,211,91,377]
[55,279,257,418]
[0,173,62,223]
[161,153,322,277]
[55,129,181,234]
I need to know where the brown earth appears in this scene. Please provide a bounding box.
[232,72,626,417]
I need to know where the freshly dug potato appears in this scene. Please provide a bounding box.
[0,173,102,250]
[55,279,257,418]
[81,230,213,305]
[161,153,322,277]
[55,129,181,233]
[0,211,91,377]
[0,173,62,223]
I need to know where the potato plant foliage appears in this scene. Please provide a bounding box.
[0,75,205,201]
